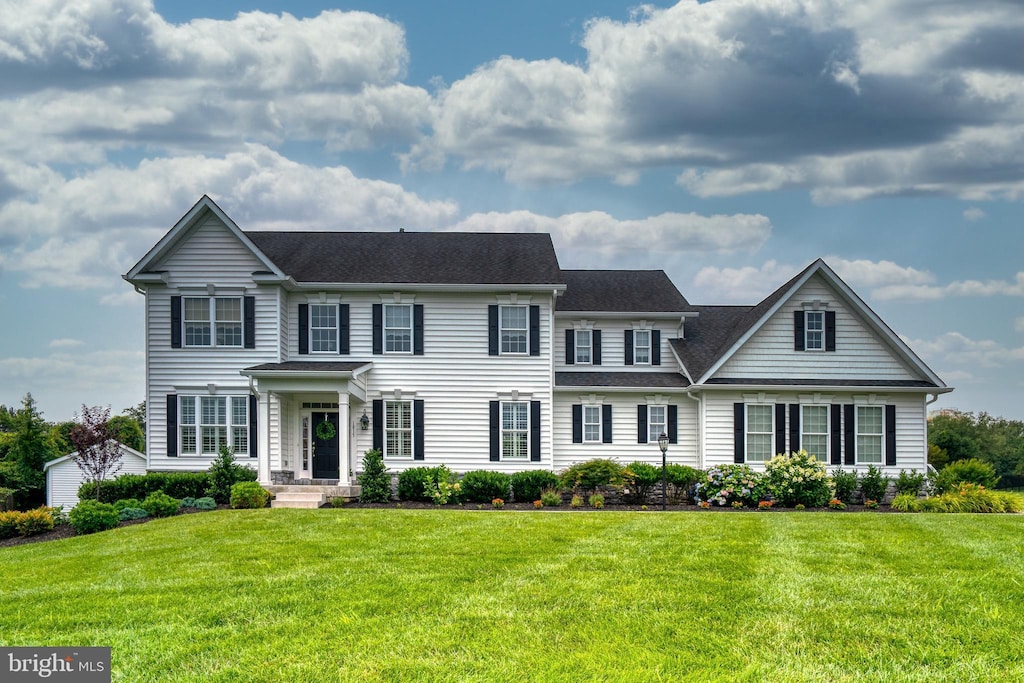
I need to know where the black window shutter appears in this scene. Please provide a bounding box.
[637,404,647,444]
[668,404,678,444]
[625,330,634,365]
[529,305,540,356]
[593,330,602,365]
[413,304,424,356]
[565,329,575,365]
[530,400,541,461]
[825,311,836,352]
[244,296,255,349]
[794,311,805,351]
[414,399,425,460]
[775,403,786,456]
[488,305,498,356]
[249,395,258,458]
[843,404,855,465]
[830,404,842,466]
[652,330,661,366]
[298,304,309,355]
[489,400,500,461]
[885,404,896,466]
[734,402,745,463]
[338,304,350,355]
[167,394,178,457]
[789,404,800,453]
[372,304,383,355]
[171,296,182,349]
[571,404,582,443]
[602,404,613,444]
[372,400,383,452]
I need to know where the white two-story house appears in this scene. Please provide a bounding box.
[124,196,950,491]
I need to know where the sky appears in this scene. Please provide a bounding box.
[0,0,1022,422]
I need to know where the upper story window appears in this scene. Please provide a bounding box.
[634,329,651,365]
[745,404,774,462]
[795,309,834,352]
[575,329,592,364]
[500,305,528,354]
[385,304,413,353]
[856,406,884,464]
[805,311,824,351]
[184,297,241,347]
[310,304,337,353]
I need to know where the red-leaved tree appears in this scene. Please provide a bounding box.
[69,405,123,501]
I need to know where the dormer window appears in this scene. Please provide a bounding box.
[634,330,651,364]
[794,309,836,352]
[575,329,592,364]
[805,311,824,351]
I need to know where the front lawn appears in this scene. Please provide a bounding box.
[2,510,1023,681]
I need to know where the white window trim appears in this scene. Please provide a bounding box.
[575,328,592,365]
[183,296,243,348]
[855,405,884,465]
[309,303,338,354]
[384,303,414,354]
[179,395,249,457]
[745,403,774,463]
[800,404,829,462]
[384,399,414,459]
[647,404,667,444]
[500,400,530,460]
[634,329,652,365]
[805,310,825,352]
[583,404,602,443]
[499,305,529,356]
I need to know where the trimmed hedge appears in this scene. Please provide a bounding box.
[397,467,452,503]
[69,500,120,535]
[510,470,560,503]
[460,470,511,503]
[0,508,54,538]
[79,472,211,504]
[230,482,270,509]
[141,491,180,518]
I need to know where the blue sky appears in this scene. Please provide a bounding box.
[1,0,1022,421]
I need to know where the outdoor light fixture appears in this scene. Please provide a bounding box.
[658,432,669,511]
[360,409,369,430]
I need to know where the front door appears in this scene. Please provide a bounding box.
[311,411,340,479]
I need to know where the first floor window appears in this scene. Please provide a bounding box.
[384,304,412,353]
[502,401,529,459]
[500,305,528,354]
[746,404,774,462]
[805,311,824,351]
[857,406,883,464]
[647,405,666,443]
[583,405,601,442]
[634,329,651,364]
[802,405,829,461]
[310,304,337,353]
[180,396,249,456]
[386,400,413,458]
[575,329,592,364]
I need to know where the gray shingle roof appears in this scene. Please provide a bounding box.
[556,270,691,312]
[705,378,939,387]
[245,231,564,285]
[556,372,691,388]
[244,362,369,373]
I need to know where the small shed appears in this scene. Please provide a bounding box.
[44,444,148,509]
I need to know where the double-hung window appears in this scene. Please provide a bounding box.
[801,405,829,462]
[310,304,337,353]
[583,405,601,443]
[805,311,824,351]
[746,404,774,462]
[385,400,413,459]
[634,330,651,364]
[385,304,413,353]
[856,406,884,464]
[647,405,667,443]
[183,297,242,347]
[500,306,528,354]
[575,329,592,364]
[179,396,249,456]
[501,401,529,459]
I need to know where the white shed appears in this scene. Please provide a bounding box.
[44,444,148,509]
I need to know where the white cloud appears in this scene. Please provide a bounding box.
[872,272,1024,301]
[692,260,798,303]
[963,207,987,222]
[1016,317,1024,333]
[905,332,1024,369]
[48,338,84,348]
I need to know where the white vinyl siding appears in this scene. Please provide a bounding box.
[802,405,829,462]
[310,304,337,353]
[385,304,413,353]
[583,405,601,443]
[857,406,884,464]
[500,305,528,355]
[575,329,592,364]
[502,401,529,459]
[746,404,774,463]
[553,318,676,373]
[385,400,413,459]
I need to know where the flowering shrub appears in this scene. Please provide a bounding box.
[731,501,744,509]
[864,499,879,509]
[698,501,710,509]
[491,498,504,509]
[697,465,764,507]
[829,498,846,510]
[764,450,832,507]
[758,500,773,510]
[427,468,462,506]
[533,500,543,509]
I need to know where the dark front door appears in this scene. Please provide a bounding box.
[312,411,340,479]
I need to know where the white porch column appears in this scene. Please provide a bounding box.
[257,391,271,485]
[337,392,351,485]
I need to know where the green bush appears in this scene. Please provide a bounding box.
[180,497,197,509]
[397,467,453,503]
[230,482,270,509]
[69,500,120,535]
[14,507,54,537]
[357,449,391,503]
[624,462,661,504]
[141,491,180,518]
[859,466,890,503]
[0,510,20,539]
[894,470,926,497]
[560,459,625,491]
[764,450,832,507]
[113,498,143,512]
[510,470,560,503]
[588,493,605,508]
[118,507,149,521]
[898,484,1024,513]
[194,497,217,511]
[891,493,920,512]
[698,465,764,507]
[425,466,462,505]
[666,464,702,503]
[831,469,859,504]
[460,470,511,503]
[934,458,999,493]
[206,446,258,503]
[80,472,212,503]
[540,489,561,507]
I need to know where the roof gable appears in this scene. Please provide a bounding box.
[556,270,691,313]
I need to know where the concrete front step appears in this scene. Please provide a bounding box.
[271,491,326,509]
[266,484,361,508]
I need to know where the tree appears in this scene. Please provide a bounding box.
[928,410,1024,479]
[5,394,56,507]
[49,421,77,456]
[107,415,145,453]
[123,401,146,436]
[69,405,123,501]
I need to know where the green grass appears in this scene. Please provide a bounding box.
[3,510,1024,682]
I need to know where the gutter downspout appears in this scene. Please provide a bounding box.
[924,392,940,475]
[685,389,702,469]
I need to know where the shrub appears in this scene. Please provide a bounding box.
[731,501,744,509]
[864,499,879,510]
[329,497,346,508]
[666,464,702,503]
[570,494,584,508]
[510,470,560,503]
[80,472,212,503]
[933,458,999,493]
[899,485,1024,513]
[831,469,859,504]
[397,467,454,503]
[697,465,764,507]
[560,459,625,491]
[460,470,512,503]
[194,497,217,511]
[0,510,21,539]
[895,470,926,497]
[533,499,543,508]
[207,446,258,503]
[14,507,54,537]
[859,466,890,503]
[623,462,661,504]
[424,466,461,505]
[540,489,561,507]
[491,498,504,509]
[113,498,143,513]
[758,500,773,510]
[141,491,180,518]
[891,493,919,512]
[794,503,806,511]
[828,498,846,510]
[69,500,120,535]
[763,450,832,507]
[230,482,270,509]
[118,507,149,521]
[588,493,605,509]
[357,449,391,503]
[180,497,197,509]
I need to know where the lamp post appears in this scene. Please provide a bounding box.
[658,431,669,511]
